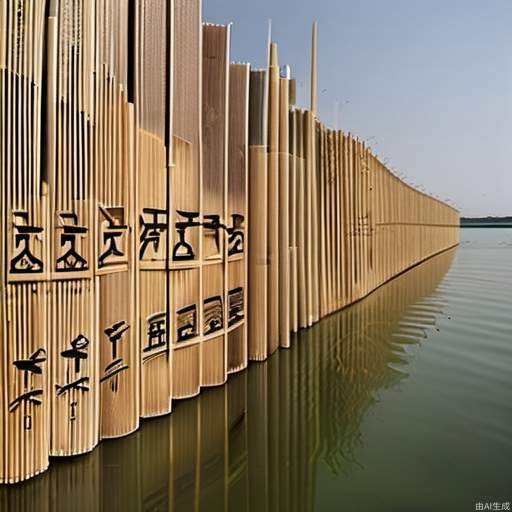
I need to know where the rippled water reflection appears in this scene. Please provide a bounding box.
[1,229,511,512]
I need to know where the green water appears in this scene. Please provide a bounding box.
[1,228,511,512]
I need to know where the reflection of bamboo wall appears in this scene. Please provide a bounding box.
[0,1,458,484]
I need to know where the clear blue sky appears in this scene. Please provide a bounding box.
[204,0,512,217]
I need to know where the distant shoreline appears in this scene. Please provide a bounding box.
[460,217,512,228]
[460,223,512,228]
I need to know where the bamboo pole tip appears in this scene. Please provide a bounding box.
[270,43,279,67]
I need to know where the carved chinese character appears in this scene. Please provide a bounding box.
[100,321,130,392]
[56,212,88,271]
[10,211,44,274]
[139,208,167,259]
[227,214,245,255]
[143,312,167,363]
[56,335,90,420]
[173,210,200,260]
[9,348,47,431]
[176,304,197,342]
[228,287,244,326]
[203,296,223,335]
[98,206,127,268]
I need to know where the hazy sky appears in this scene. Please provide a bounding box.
[204,0,511,217]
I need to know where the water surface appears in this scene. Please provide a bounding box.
[1,228,511,512]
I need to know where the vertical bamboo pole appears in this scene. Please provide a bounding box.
[267,43,280,354]
[288,109,299,334]
[227,63,250,374]
[278,68,290,348]
[248,70,268,360]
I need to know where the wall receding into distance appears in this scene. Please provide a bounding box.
[0,0,459,484]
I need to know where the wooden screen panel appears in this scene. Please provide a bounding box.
[50,280,97,456]
[247,70,268,361]
[48,0,97,458]
[98,271,138,439]
[135,0,170,418]
[0,0,49,484]
[140,270,169,416]
[171,0,202,404]
[201,23,230,387]
[227,63,249,373]
[1,283,49,483]
[171,268,201,399]
[94,1,137,439]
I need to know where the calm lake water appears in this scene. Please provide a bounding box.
[1,228,511,512]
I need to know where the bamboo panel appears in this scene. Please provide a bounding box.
[98,271,137,439]
[227,63,249,373]
[48,0,97,458]
[1,283,49,483]
[135,0,171,418]
[139,270,169,416]
[1,0,49,484]
[247,70,268,361]
[171,268,200,398]
[50,280,97,456]
[93,0,138,440]
[201,23,230,387]
[171,0,202,401]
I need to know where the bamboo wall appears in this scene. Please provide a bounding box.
[0,0,459,484]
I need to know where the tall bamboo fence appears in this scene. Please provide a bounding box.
[0,0,459,483]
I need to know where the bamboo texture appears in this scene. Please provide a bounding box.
[0,3,459,484]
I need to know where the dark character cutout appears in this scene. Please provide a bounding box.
[203,214,225,254]
[227,214,245,255]
[139,208,167,259]
[98,206,127,268]
[56,212,88,271]
[9,348,47,431]
[176,304,198,342]
[143,312,167,363]
[173,210,200,260]
[228,287,244,326]
[56,335,90,421]
[203,296,224,335]
[101,321,130,392]
[10,211,44,274]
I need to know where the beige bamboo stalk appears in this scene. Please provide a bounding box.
[171,0,202,400]
[278,69,290,348]
[267,42,280,354]
[248,69,269,360]
[201,23,230,387]
[227,62,250,373]
[288,108,299,333]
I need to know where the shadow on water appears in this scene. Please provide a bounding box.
[0,249,456,512]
